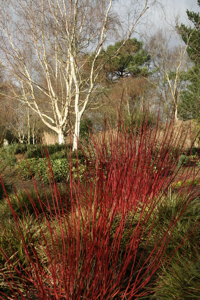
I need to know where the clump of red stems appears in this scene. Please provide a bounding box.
[0,115,200,299]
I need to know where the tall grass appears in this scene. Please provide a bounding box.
[0,116,200,299]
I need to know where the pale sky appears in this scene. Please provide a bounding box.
[158,0,200,25]
[157,0,200,45]
[132,0,200,47]
[142,0,200,29]
[111,0,200,45]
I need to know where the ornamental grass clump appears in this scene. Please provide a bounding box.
[0,116,200,299]
[149,193,200,299]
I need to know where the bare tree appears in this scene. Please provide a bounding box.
[0,86,41,144]
[147,28,195,121]
[0,0,155,149]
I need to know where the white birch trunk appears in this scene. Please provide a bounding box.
[174,104,178,122]
[73,112,81,151]
[27,107,30,145]
[58,129,65,144]
[32,123,35,145]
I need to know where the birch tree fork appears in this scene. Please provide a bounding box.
[0,0,153,149]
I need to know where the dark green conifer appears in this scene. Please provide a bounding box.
[178,1,200,120]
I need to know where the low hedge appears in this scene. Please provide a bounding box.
[178,154,200,167]
[16,157,86,183]
[25,143,69,159]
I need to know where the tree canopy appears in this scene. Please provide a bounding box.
[101,38,151,81]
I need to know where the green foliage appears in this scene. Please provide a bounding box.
[2,142,68,159]
[123,109,156,135]
[44,143,68,155]
[16,158,68,183]
[151,256,200,299]
[70,159,86,181]
[80,118,93,140]
[0,185,69,287]
[25,146,44,159]
[0,184,70,281]
[41,159,70,184]
[0,184,71,223]
[16,158,37,179]
[0,144,17,168]
[87,38,151,83]
[49,149,68,160]
[104,38,151,79]
[0,216,42,269]
[177,1,200,120]
[172,178,200,188]
[149,194,200,298]
[178,67,200,120]
[178,154,200,166]
[16,157,86,183]
[178,1,200,63]
[14,143,28,154]
[178,154,190,166]
[25,143,67,159]
[0,180,12,200]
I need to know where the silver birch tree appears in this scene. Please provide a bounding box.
[0,0,154,149]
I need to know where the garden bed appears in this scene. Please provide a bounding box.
[1,126,200,299]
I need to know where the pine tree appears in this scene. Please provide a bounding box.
[103,38,151,81]
[178,0,200,120]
